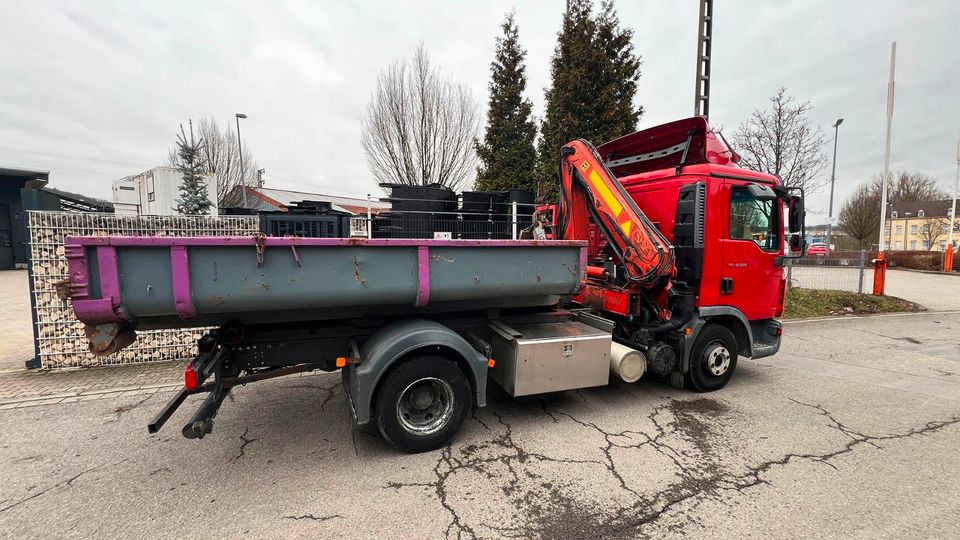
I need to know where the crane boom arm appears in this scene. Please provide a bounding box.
[557,139,675,286]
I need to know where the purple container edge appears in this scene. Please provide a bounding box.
[62,236,589,325]
[62,236,588,248]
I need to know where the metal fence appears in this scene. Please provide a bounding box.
[369,199,542,240]
[27,211,259,369]
[786,250,871,293]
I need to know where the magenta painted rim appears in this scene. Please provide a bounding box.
[63,236,589,325]
[63,236,588,248]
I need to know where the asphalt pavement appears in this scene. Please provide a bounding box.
[1,311,958,539]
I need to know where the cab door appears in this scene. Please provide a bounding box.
[720,181,784,321]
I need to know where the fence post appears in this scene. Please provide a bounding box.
[366,193,372,239]
[857,249,866,293]
[872,252,887,295]
[786,257,793,288]
[23,211,42,369]
[511,201,518,240]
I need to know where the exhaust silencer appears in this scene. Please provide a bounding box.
[610,342,646,383]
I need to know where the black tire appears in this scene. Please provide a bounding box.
[686,324,738,392]
[375,354,472,453]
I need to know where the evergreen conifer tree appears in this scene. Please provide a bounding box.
[475,12,538,193]
[593,0,643,141]
[536,0,642,201]
[173,120,213,215]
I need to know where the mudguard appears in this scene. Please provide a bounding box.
[680,306,754,372]
[342,319,488,427]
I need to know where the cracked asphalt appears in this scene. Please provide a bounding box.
[1,311,958,539]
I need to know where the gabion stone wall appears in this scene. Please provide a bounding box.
[28,211,259,369]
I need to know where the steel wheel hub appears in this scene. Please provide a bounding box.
[397,377,455,436]
[705,342,731,376]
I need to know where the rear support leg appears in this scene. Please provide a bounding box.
[182,385,231,439]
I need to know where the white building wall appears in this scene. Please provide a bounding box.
[111,167,218,216]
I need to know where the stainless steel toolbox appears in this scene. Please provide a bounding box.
[488,320,611,396]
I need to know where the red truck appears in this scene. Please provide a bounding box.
[62,116,805,452]
[559,116,805,390]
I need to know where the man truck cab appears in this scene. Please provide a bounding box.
[562,116,805,390]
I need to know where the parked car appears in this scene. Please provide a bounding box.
[806,242,831,256]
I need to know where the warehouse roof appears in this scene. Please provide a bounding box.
[0,165,50,189]
[232,186,391,215]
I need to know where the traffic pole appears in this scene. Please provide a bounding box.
[946,132,959,264]
[877,42,896,252]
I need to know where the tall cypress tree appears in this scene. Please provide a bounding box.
[536,2,596,202]
[536,0,642,201]
[475,12,537,193]
[593,0,643,141]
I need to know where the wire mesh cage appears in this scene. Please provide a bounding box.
[27,211,259,368]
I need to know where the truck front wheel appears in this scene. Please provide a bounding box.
[375,354,472,453]
[687,324,738,392]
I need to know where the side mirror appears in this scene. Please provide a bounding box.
[789,235,804,252]
[788,195,804,234]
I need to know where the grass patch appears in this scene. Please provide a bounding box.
[783,288,921,319]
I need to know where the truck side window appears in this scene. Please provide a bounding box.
[729,186,779,252]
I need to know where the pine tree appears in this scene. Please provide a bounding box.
[173,120,213,215]
[474,12,538,193]
[536,0,642,201]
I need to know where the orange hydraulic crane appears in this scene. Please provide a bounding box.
[557,139,675,287]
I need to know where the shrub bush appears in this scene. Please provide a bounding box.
[883,250,954,271]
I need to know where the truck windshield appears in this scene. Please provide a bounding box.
[729,186,779,252]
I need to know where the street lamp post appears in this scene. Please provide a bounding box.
[826,118,843,250]
[236,113,248,208]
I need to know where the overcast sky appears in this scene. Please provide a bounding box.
[2,1,958,221]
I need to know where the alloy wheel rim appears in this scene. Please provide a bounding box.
[396,377,455,435]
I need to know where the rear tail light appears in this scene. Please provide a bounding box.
[775,278,786,317]
[184,364,199,391]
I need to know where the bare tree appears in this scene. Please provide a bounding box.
[167,116,257,207]
[731,88,829,193]
[919,217,948,250]
[838,170,948,248]
[870,170,947,204]
[361,45,480,191]
[838,182,880,247]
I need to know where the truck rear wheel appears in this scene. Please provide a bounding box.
[687,324,738,392]
[375,354,472,453]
